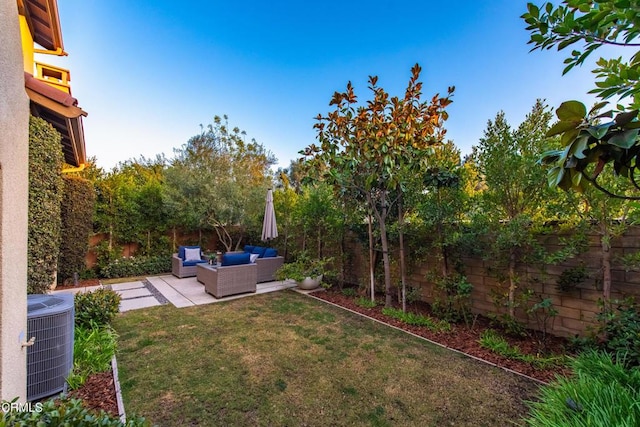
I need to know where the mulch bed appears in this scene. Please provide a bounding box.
[312,287,573,383]
[67,371,119,417]
[67,282,572,418]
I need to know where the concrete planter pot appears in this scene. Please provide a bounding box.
[297,275,323,290]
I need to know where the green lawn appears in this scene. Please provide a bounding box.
[114,291,539,426]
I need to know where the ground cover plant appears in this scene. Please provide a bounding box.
[114,291,540,426]
[525,350,640,426]
[0,397,148,427]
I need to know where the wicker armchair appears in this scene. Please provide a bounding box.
[197,263,257,298]
[172,253,208,278]
[255,256,284,283]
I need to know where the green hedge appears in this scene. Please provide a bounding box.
[28,116,63,294]
[58,175,96,284]
[99,255,171,279]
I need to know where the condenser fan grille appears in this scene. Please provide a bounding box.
[27,293,74,401]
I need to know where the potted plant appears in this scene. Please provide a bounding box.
[275,252,333,290]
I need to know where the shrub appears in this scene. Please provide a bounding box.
[341,288,357,297]
[27,116,63,294]
[0,397,149,426]
[74,288,121,328]
[58,176,95,285]
[355,296,377,308]
[556,265,588,292]
[99,255,171,279]
[596,298,640,368]
[381,307,451,332]
[67,322,117,389]
[432,274,473,323]
[479,329,565,369]
[526,351,640,426]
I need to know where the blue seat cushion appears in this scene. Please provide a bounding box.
[264,248,278,258]
[183,259,207,267]
[251,246,267,258]
[178,245,201,260]
[244,245,255,254]
[222,252,251,266]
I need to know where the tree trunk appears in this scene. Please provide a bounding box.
[367,210,376,301]
[371,190,392,307]
[172,227,177,252]
[398,193,407,312]
[508,251,517,318]
[600,222,612,301]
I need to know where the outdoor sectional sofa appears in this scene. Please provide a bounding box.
[237,245,284,283]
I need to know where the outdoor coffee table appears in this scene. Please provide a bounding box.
[196,263,257,298]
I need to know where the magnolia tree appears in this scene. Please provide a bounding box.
[523,1,640,198]
[303,64,454,308]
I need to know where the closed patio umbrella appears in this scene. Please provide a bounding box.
[261,188,278,242]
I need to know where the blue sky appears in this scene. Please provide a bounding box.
[45,1,609,171]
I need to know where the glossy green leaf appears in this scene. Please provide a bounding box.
[539,149,564,165]
[561,127,580,147]
[588,101,609,115]
[586,123,611,140]
[548,166,564,187]
[608,129,640,149]
[571,169,582,187]
[556,101,587,121]
[546,119,580,137]
[569,135,590,159]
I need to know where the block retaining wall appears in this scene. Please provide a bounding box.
[348,227,640,338]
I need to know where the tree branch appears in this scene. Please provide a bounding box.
[583,173,640,200]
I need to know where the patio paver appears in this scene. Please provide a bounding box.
[51,275,299,312]
[119,295,161,312]
[148,274,298,308]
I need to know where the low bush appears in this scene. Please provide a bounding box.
[479,329,565,369]
[0,397,149,426]
[432,274,473,323]
[382,307,451,332]
[67,322,118,389]
[341,287,357,297]
[596,298,640,368]
[526,350,640,426]
[355,296,377,308]
[99,255,171,279]
[75,288,121,328]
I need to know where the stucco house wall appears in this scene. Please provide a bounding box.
[0,0,30,401]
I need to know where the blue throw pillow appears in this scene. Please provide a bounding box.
[244,245,255,254]
[178,245,200,260]
[222,252,251,266]
[264,248,278,258]
[251,246,267,258]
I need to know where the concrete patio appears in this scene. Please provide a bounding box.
[52,275,299,312]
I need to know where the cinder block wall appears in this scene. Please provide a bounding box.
[346,227,640,338]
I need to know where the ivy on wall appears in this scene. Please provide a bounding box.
[57,175,95,284]
[27,116,63,294]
